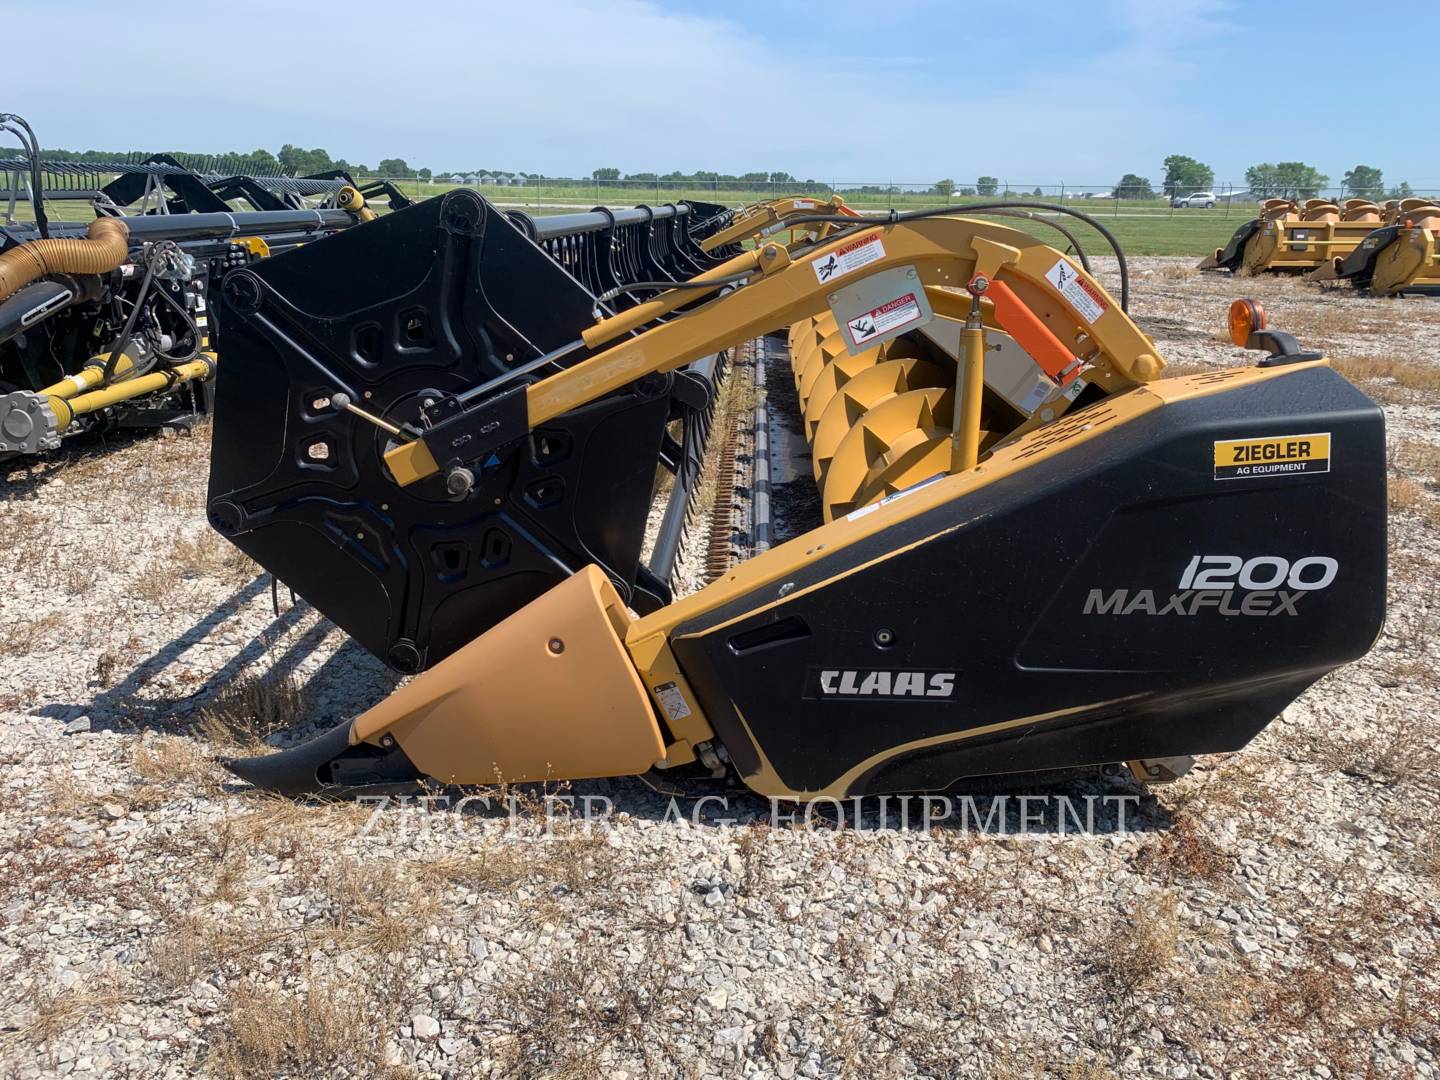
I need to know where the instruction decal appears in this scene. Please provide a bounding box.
[813,234,885,284]
[1045,258,1108,324]
[846,293,923,348]
[652,681,692,722]
[1213,432,1330,480]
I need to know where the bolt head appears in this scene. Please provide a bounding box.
[445,467,476,496]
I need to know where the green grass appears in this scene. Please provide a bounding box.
[394,181,1252,256]
[5,179,1253,257]
[1061,210,1246,257]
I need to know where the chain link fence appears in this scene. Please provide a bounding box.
[364,177,1440,217]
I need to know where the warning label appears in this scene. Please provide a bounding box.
[846,293,923,347]
[793,199,816,210]
[812,234,885,284]
[1045,258,1108,324]
[652,681,692,722]
[1213,432,1330,480]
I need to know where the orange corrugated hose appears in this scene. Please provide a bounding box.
[0,217,129,302]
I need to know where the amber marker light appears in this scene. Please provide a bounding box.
[1228,298,1266,348]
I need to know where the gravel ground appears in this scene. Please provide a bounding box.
[1,259,1438,1079]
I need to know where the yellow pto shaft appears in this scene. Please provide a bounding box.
[49,356,214,432]
[34,352,137,401]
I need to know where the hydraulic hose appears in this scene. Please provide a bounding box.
[0,217,129,303]
[782,202,1131,312]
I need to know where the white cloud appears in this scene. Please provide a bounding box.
[2,0,1430,185]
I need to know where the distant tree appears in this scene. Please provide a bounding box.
[242,148,281,174]
[769,171,796,184]
[1030,187,1044,197]
[739,171,768,183]
[1244,163,1280,198]
[377,157,410,177]
[417,167,432,181]
[933,179,955,197]
[1245,161,1328,199]
[278,144,335,176]
[625,172,657,181]
[591,167,620,181]
[1113,173,1155,199]
[1343,165,1384,200]
[1162,155,1213,197]
[976,176,999,196]
[958,186,976,197]
[1389,181,1415,199]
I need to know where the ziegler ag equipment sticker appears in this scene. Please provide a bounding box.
[1214,432,1330,480]
[812,234,885,283]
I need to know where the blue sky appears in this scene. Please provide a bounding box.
[5,0,1432,188]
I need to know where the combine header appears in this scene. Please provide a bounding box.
[1309,199,1440,296]
[1200,198,1386,276]
[1204,194,1440,295]
[0,113,375,460]
[207,190,1386,800]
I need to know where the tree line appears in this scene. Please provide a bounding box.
[1105,157,1413,201]
[30,142,1422,202]
[36,143,428,180]
[926,159,1418,202]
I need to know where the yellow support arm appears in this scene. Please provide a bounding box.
[386,215,1162,487]
[698,195,856,253]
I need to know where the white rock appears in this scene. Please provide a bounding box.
[411,1014,440,1040]
[1232,933,1261,956]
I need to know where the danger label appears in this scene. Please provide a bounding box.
[813,234,885,284]
[846,293,922,347]
[793,199,816,210]
[1045,259,1108,324]
[1214,432,1330,480]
